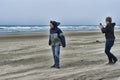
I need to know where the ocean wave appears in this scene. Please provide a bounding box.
[0,25,120,33]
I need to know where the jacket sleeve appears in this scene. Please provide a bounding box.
[58,29,66,47]
[49,30,51,46]
[101,25,109,33]
[49,35,51,46]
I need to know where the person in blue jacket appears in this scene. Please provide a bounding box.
[99,17,118,64]
[49,21,66,69]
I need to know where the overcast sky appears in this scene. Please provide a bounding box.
[0,0,119,25]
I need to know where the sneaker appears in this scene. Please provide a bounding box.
[51,65,56,68]
[106,62,114,65]
[113,59,118,64]
[55,66,60,69]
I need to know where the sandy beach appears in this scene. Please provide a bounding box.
[0,30,120,80]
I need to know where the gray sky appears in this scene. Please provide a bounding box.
[0,0,120,25]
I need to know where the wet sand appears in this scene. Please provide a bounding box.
[0,30,120,80]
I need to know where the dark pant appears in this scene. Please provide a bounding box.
[105,40,117,63]
[52,45,60,67]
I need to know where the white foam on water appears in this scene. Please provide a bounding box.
[0,25,120,33]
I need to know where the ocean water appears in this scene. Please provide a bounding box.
[0,25,120,34]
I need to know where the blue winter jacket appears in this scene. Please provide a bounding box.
[49,21,66,47]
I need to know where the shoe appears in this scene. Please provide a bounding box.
[113,59,118,64]
[51,65,56,68]
[106,62,114,65]
[51,65,60,69]
[55,66,60,69]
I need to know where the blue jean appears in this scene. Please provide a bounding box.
[52,45,60,67]
[105,40,117,63]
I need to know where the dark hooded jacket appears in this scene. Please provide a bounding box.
[101,23,115,40]
[49,21,66,47]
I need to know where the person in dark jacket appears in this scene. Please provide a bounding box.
[99,17,118,64]
[49,21,66,69]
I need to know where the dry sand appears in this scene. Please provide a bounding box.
[0,30,120,80]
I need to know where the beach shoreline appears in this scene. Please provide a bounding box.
[0,30,120,80]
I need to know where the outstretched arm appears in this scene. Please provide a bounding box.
[99,23,108,33]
